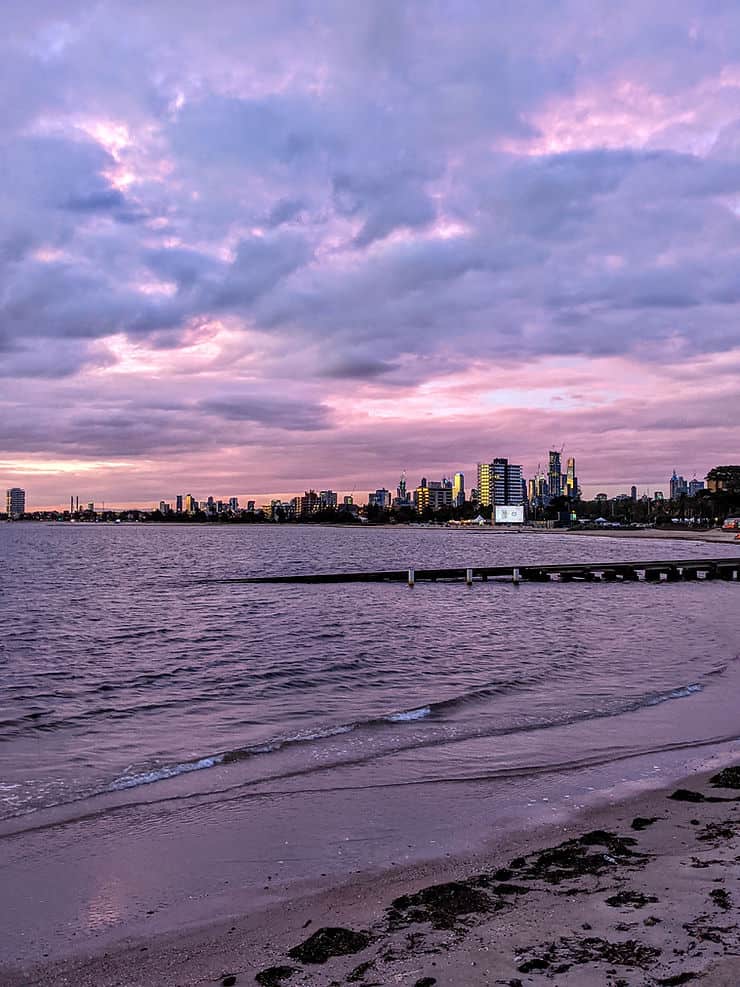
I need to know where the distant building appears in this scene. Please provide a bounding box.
[688,480,704,497]
[298,490,320,517]
[392,474,412,509]
[566,458,579,499]
[477,459,523,508]
[414,477,453,511]
[159,501,170,514]
[595,492,608,503]
[670,471,688,499]
[548,451,562,498]
[247,500,255,512]
[319,490,338,510]
[343,495,353,506]
[228,497,239,512]
[368,488,391,510]
[5,488,25,518]
[654,491,665,501]
[528,472,548,505]
[175,494,183,513]
[452,472,465,508]
[630,485,637,501]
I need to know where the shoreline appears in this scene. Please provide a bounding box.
[3,753,739,987]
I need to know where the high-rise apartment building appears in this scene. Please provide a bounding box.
[688,479,704,497]
[477,460,523,507]
[5,488,25,518]
[184,493,196,513]
[175,494,183,513]
[548,451,562,498]
[319,490,338,509]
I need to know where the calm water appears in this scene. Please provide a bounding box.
[1,523,739,822]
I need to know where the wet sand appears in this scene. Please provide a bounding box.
[3,761,739,987]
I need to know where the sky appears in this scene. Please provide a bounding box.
[2,1,740,508]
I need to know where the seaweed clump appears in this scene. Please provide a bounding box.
[287,927,371,965]
[710,765,740,789]
[605,890,659,909]
[517,936,660,974]
[387,878,500,930]
[508,830,645,885]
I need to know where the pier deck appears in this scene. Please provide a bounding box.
[216,557,739,585]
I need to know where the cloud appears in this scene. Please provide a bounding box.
[1,1,739,502]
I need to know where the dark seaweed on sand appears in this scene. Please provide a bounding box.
[288,927,371,965]
[517,936,661,973]
[508,830,646,885]
[605,889,659,909]
[387,878,502,930]
[709,765,740,789]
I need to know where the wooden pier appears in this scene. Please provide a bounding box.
[218,557,739,585]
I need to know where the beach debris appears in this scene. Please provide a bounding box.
[643,915,662,926]
[631,816,659,830]
[288,927,371,964]
[221,976,237,986]
[414,978,437,987]
[709,765,740,789]
[605,890,659,909]
[507,830,645,885]
[254,965,298,986]
[709,888,732,911]
[517,935,660,973]
[387,878,500,930]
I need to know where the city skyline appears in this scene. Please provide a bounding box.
[7,457,720,514]
[2,5,739,504]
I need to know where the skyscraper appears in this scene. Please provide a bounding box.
[566,457,578,499]
[670,471,688,499]
[452,472,465,507]
[5,488,25,518]
[175,494,183,513]
[548,451,562,498]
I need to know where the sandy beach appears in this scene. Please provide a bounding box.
[3,759,739,987]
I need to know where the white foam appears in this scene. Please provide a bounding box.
[645,683,702,706]
[109,755,224,791]
[386,706,432,722]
